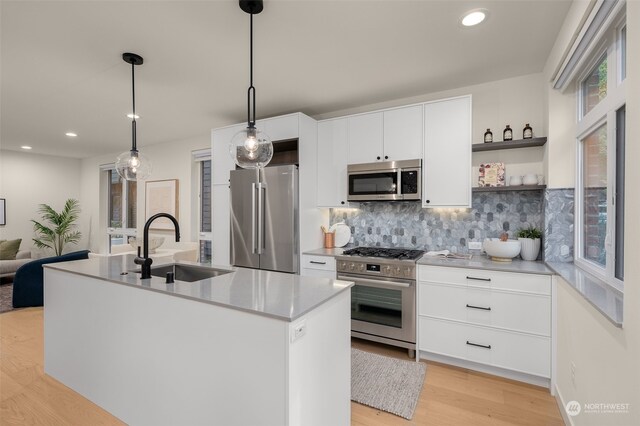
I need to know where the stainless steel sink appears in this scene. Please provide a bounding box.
[147,264,232,282]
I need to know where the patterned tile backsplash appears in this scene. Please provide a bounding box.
[544,188,574,262]
[329,191,544,253]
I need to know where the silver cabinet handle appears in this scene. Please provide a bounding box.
[466,276,491,282]
[466,304,491,311]
[309,261,327,265]
[466,341,491,349]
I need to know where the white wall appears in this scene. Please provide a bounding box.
[545,2,640,425]
[317,72,548,184]
[0,150,82,253]
[79,135,209,254]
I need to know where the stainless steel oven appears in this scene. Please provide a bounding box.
[336,253,419,357]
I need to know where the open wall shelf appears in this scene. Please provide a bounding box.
[472,137,547,152]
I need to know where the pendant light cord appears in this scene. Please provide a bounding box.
[247,12,256,127]
[131,61,137,152]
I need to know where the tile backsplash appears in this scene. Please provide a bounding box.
[544,188,574,262]
[330,191,544,253]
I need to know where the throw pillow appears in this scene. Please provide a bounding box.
[0,239,22,260]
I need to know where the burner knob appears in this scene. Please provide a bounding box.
[358,264,365,272]
[349,263,355,271]
[404,267,412,277]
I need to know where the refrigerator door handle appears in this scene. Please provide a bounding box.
[251,182,257,254]
[256,182,264,255]
[261,185,267,251]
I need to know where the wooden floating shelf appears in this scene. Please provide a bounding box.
[472,185,547,193]
[472,137,547,152]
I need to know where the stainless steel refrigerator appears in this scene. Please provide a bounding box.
[230,165,299,274]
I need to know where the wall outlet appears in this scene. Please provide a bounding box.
[290,321,307,343]
[571,362,576,387]
[468,241,483,250]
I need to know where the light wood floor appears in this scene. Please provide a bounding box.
[1,308,563,425]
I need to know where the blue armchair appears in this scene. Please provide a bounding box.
[12,250,90,308]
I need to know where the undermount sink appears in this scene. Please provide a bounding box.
[132,263,232,282]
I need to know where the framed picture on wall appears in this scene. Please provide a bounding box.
[145,180,179,230]
[0,199,5,225]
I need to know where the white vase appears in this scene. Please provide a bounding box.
[519,238,541,261]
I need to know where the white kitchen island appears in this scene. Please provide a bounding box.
[43,255,353,426]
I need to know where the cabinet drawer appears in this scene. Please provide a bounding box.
[418,266,551,295]
[301,255,336,272]
[300,268,337,279]
[418,282,550,336]
[418,317,550,378]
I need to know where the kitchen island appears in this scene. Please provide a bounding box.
[43,255,353,426]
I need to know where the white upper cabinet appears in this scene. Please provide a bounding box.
[317,118,349,207]
[347,112,383,164]
[383,105,423,161]
[212,124,244,185]
[423,96,472,208]
[347,107,423,165]
[263,114,299,141]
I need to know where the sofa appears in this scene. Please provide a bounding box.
[0,250,32,278]
[12,250,90,308]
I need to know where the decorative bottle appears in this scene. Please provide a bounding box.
[523,123,533,139]
[484,128,493,143]
[503,125,513,141]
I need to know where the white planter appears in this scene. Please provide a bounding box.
[519,238,541,261]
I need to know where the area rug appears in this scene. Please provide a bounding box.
[0,283,13,313]
[351,348,426,420]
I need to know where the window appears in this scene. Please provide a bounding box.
[581,54,607,117]
[575,15,625,290]
[193,149,212,263]
[619,25,626,81]
[107,169,137,252]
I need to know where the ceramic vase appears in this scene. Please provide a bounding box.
[519,238,541,261]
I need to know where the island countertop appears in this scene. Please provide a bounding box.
[44,255,353,322]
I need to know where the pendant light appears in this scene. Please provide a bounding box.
[228,0,273,169]
[116,52,152,181]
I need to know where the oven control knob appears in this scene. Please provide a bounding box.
[357,264,365,272]
[395,267,401,276]
[349,263,355,271]
[381,265,390,275]
[404,267,412,277]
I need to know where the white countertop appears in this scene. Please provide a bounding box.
[302,247,348,257]
[417,254,554,275]
[44,255,353,322]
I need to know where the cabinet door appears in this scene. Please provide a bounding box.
[383,105,423,161]
[212,125,244,185]
[348,112,383,164]
[263,114,299,141]
[423,96,471,208]
[212,184,230,266]
[317,119,349,207]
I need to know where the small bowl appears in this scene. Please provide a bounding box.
[129,237,165,254]
[483,238,521,262]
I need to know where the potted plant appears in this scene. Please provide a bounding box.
[32,199,82,256]
[516,226,542,261]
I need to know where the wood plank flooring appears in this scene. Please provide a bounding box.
[1,308,563,425]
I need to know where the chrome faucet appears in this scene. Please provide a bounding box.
[134,213,180,279]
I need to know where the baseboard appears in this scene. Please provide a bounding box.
[419,351,550,388]
[554,384,573,426]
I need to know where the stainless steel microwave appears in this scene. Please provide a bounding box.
[347,159,421,201]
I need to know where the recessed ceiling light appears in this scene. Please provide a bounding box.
[65,132,78,137]
[127,113,140,119]
[21,145,32,150]
[461,9,487,27]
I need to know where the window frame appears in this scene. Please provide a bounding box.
[574,14,626,291]
[103,167,137,252]
[193,150,212,263]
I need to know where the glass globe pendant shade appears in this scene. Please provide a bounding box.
[228,126,273,169]
[116,149,152,180]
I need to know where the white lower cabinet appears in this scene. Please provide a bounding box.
[417,265,552,384]
[300,255,336,279]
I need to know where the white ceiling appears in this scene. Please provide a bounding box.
[0,0,572,159]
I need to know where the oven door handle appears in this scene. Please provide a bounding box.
[337,275,412,289]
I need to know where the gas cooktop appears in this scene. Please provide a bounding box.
[341,247,425,261]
